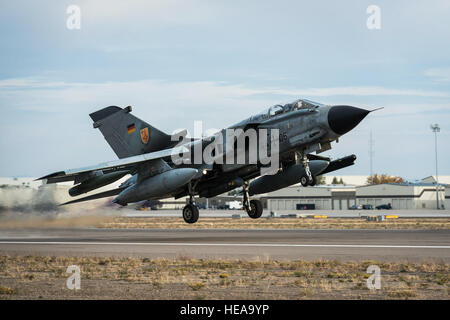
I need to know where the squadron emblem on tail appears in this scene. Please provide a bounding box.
[140,127,149,144]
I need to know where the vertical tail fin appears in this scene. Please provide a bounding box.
[89,106,172,159]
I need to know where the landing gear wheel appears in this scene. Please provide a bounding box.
[183,204,199,224]
[301,174,316,187]
[309,175,317,186]
[246,199,263,219]
[300,175,309,187]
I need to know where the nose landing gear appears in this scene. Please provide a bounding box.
[242,181,263,219]
[297,152,316,187]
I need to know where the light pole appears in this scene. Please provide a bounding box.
[430,124,440,209]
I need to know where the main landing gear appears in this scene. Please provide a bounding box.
[242,181,263,219]
[297,152,316,187]
[300,174,316,187]
[182,182,199,224]
[182,202,199,224]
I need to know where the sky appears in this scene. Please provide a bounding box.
[0,0,449,180]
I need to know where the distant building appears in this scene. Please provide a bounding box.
[261,185,355,210]
[261,181,447,211]
[356,183,445,210]
[0,177,43,189]
[446,186,450,210]
[421,175,450,185]
[321,175,450,187]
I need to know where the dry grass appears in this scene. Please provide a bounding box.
[0,286,16,295]
[97,217,450,230]
[0,255,448,300]
[0,215,115,229]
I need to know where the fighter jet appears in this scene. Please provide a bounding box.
[38,99,374,223]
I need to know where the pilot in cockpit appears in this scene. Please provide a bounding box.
[283,99,302,112]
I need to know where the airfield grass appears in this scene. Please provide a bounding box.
[0,215,448,230]
[0,255,448,299]
[97,217,450,230]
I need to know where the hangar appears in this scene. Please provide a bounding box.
[261,185,354,211]
[261,182,447,211]
[355,183,445,210]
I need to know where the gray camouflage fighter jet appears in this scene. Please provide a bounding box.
[38,99,375,223]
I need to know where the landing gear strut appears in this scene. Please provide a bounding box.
[182,182,199,224]
[297,152,316,187]
[242,181,263,219]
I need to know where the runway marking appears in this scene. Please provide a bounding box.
[0,241,449,249]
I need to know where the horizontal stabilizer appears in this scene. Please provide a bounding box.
[61,188,125,206]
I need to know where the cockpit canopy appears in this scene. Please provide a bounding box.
[241,99,326,126]
[266,99,324,118]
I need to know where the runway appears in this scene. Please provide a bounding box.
[0,228,449,262]
[123,208,450,218]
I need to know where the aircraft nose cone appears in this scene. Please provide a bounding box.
[328,105,370,135]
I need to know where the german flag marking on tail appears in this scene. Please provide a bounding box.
[127,124,136,134]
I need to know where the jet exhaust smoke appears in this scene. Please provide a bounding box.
[0,183,119,228]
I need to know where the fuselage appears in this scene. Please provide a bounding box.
[133,99,369,200]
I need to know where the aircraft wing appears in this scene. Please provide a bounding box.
[37,145,189,184]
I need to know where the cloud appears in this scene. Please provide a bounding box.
[362,102,450,117]
[1,77,449,112]
[2,76,449,133]
[0,78,266,113]
[80,0,218,28]
[424,68,450,82]
[267,86,449,98]
[1,77,449,133]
